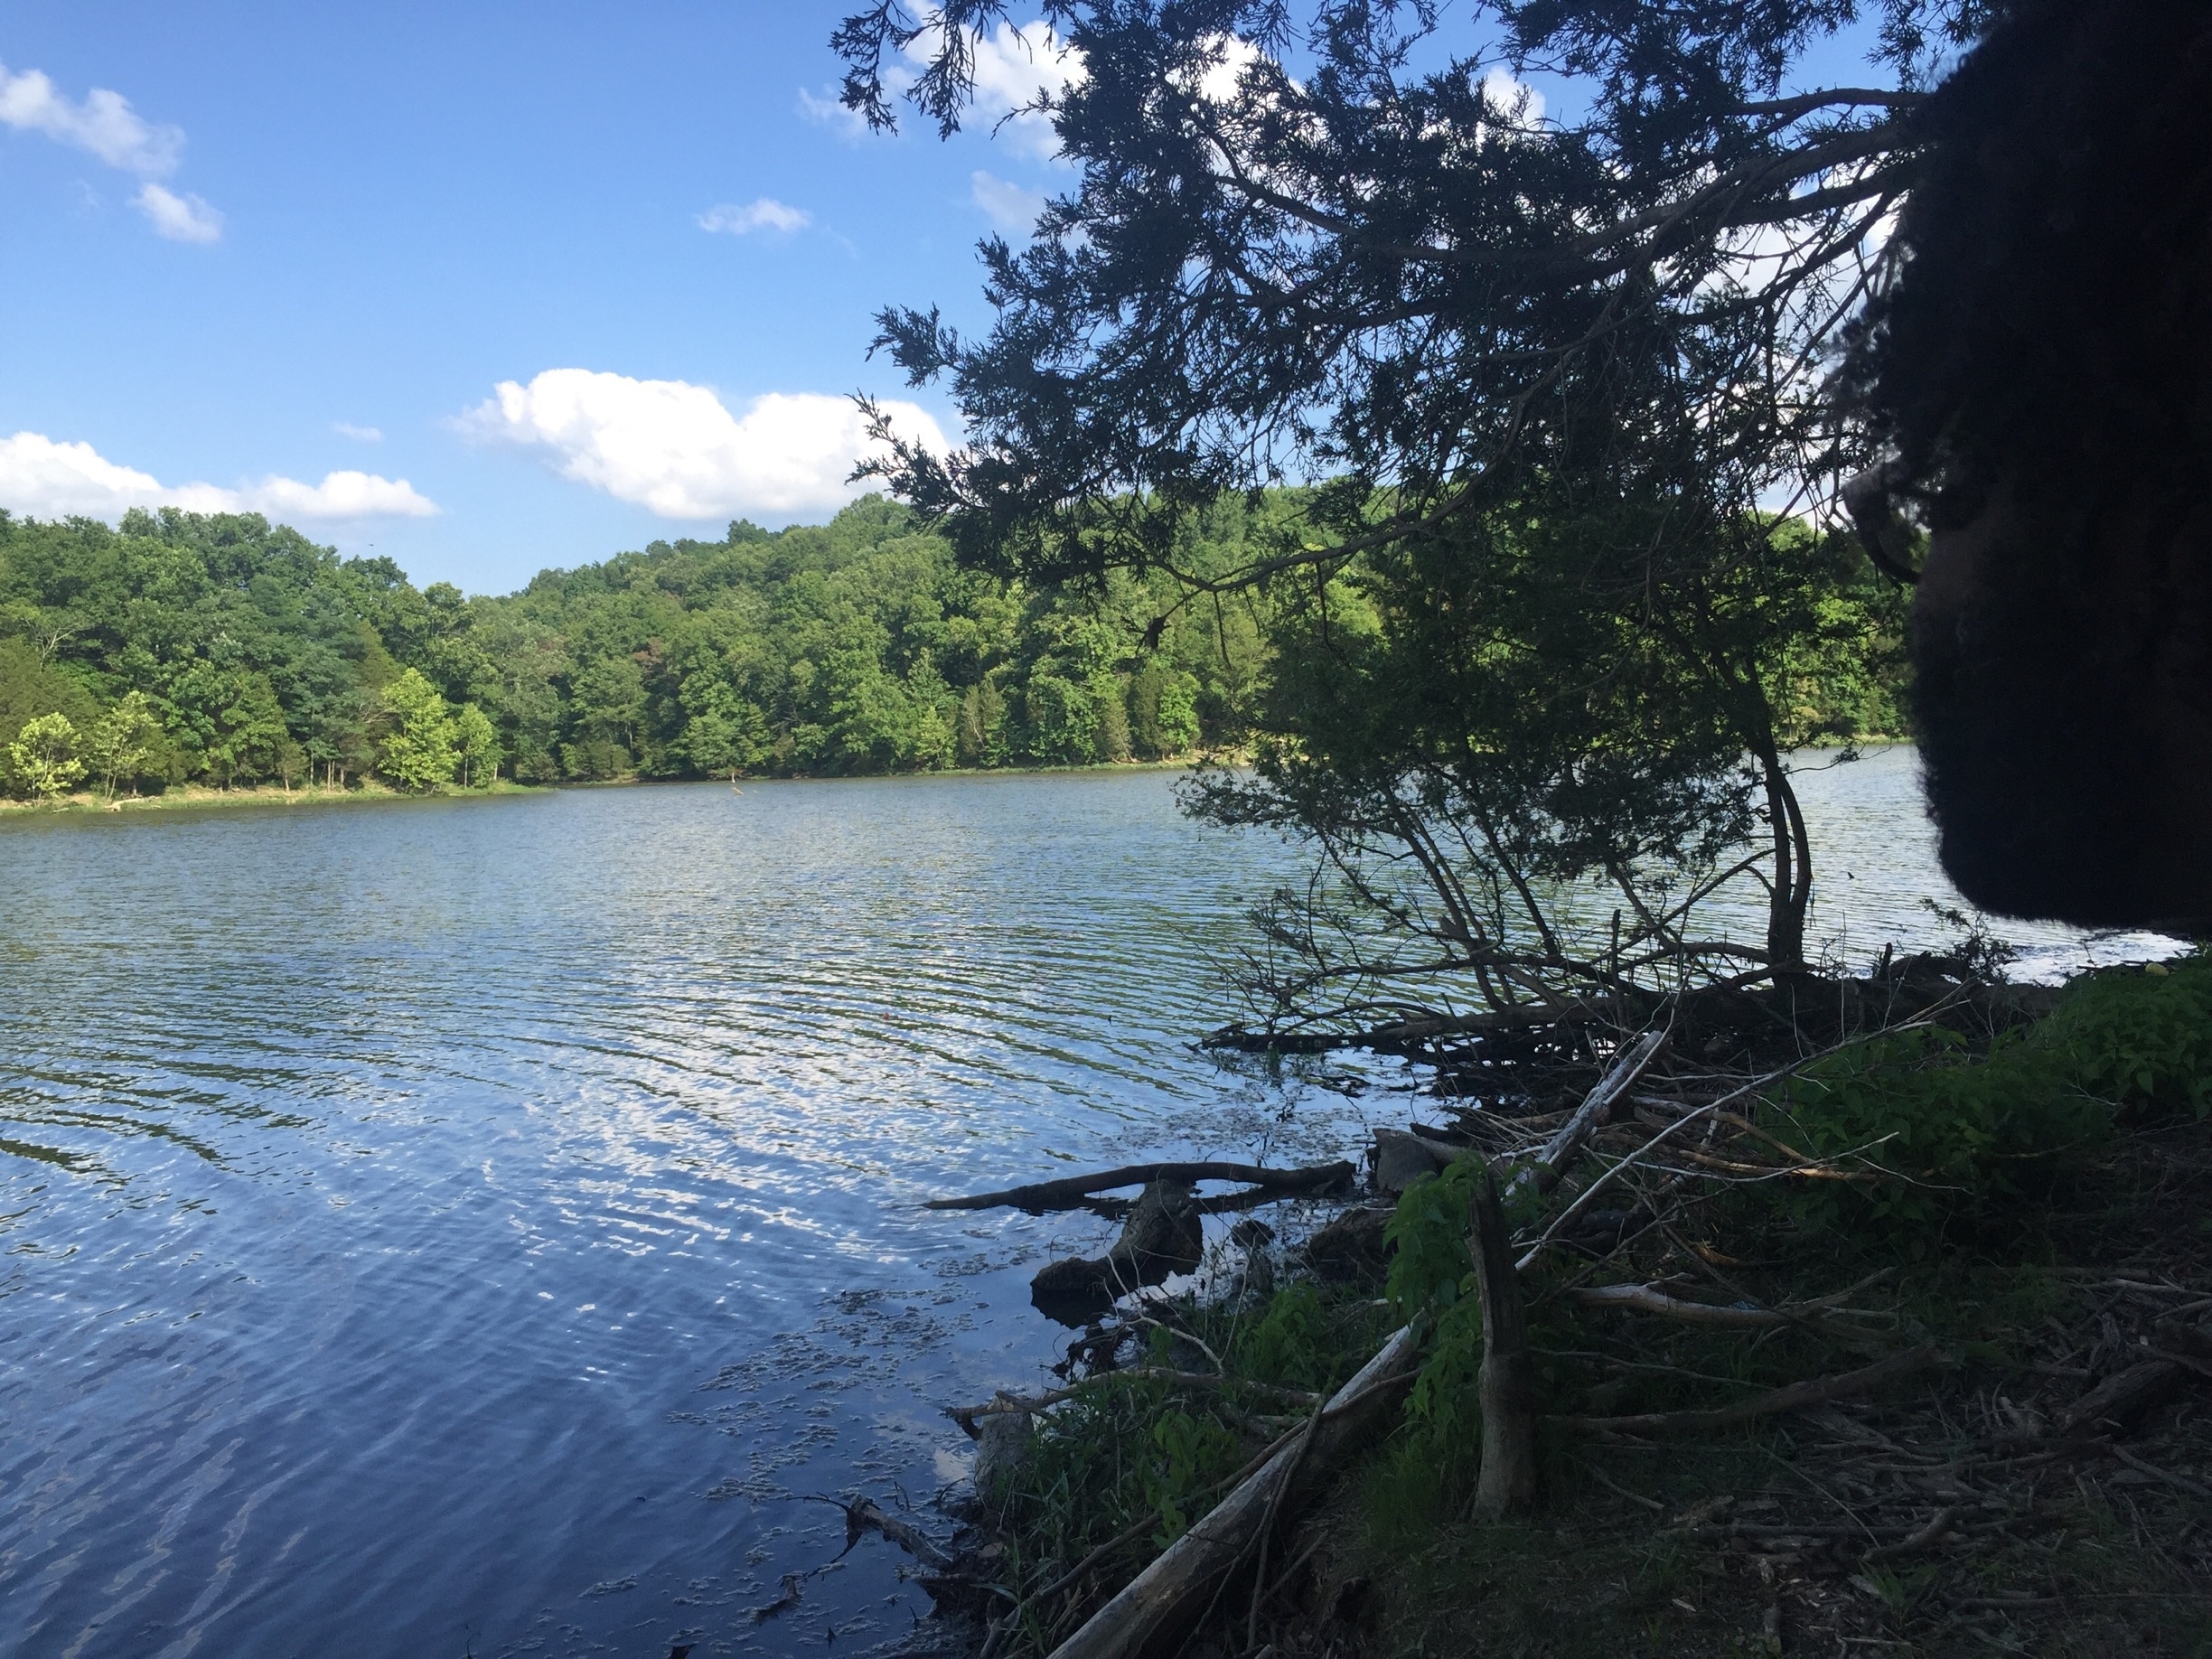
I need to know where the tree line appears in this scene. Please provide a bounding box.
[0,496,1272,800]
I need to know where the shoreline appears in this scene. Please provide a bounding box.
[0,758,1214,820]
[946,960,2212,1659]
[0,779,542,817]
[0,745,1916,820]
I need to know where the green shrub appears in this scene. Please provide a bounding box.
[1763,1025,2109,1236]
[1232,1281,1337,1391]
[2037,955,2212,1117]
[1383,1157,1483,1319]
[1765,954,2212,1240]
[1377,1160,1497,1495]
[1142,1409,1243,1545]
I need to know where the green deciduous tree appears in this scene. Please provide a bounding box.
[378,668,458,791]
[84,690,163,799]
[678,680,771,782]
[453,702,500,788]
[8,710,85,799]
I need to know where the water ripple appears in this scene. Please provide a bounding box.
[0,759,2173,1657]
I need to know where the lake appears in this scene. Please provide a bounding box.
[0,753,2173,1657]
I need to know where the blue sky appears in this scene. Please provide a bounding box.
[0,3,1077,593]
[0,5,1895,596]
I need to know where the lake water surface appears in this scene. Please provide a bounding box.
[0,754,2173,1657]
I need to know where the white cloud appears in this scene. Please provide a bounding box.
[698,197,811,235]
[460,368,951,520]
[0,432,438,521]
[333,422,384,443]
[1186,34,1263,106]
[133,182,223,243]
[797,86,874,140]
[0,61,223,241]
[971,170,1045,233]
[900,21,1083,161]
[1479,68,1544,126]
[240,471,437,519]
[0,62,182,175]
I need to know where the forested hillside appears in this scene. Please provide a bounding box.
[0,498,1268,798]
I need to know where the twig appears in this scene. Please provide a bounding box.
[1563,1283,1817,1329]
[1861,1505,1956,1561]
[805,1495,954,1571]
[1516,1027,1934,1270]
[1248,1399,1326,1648]
[1578,1458,1668,1512]
[1547,1345,1944,1435]
[2109,1443,2212,1502]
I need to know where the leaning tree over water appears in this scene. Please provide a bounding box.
[831,0,1972,1027]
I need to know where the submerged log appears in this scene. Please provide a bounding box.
[1031,1179,1205,1323]
[927,1159,1354,1214]
[812,1495,955,1570]
[1204,999,1618,1053]
[1045,1324,1423,1659]
[1371,1128,1456,1195]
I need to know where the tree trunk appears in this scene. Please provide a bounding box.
[1759,748,1812,974]
[1470,1170,1539,1518]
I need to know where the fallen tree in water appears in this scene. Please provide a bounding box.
[924,1160,1356,1214]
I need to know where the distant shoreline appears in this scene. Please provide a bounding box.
[0,779,542,817]
[0,760,1212,820]
[4,749,1926,820]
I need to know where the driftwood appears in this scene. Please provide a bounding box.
[950,1370,1323,1429]
[1561,1282,1896,1337]
[2057,1358,2185,1437]
[926,1160,1355,1214]
[1470,1170,1539,1517]
[1044,1324,1423,1659]
[1563,1283,1803,1327]
[1507,1027,1670,1203]
[1546,1344,1944,1435]
[811,1495,955,1570]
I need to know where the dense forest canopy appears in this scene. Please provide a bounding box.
[0,499,1273,799]
[0,495,1902,811]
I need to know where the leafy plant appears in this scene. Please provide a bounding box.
[1766,1026,2109,1236]
[1142,1410,1242,1547]
[2038,955,2212,1118]
[1384,1158,1484,1319]
[1380,1160,1498,1487]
